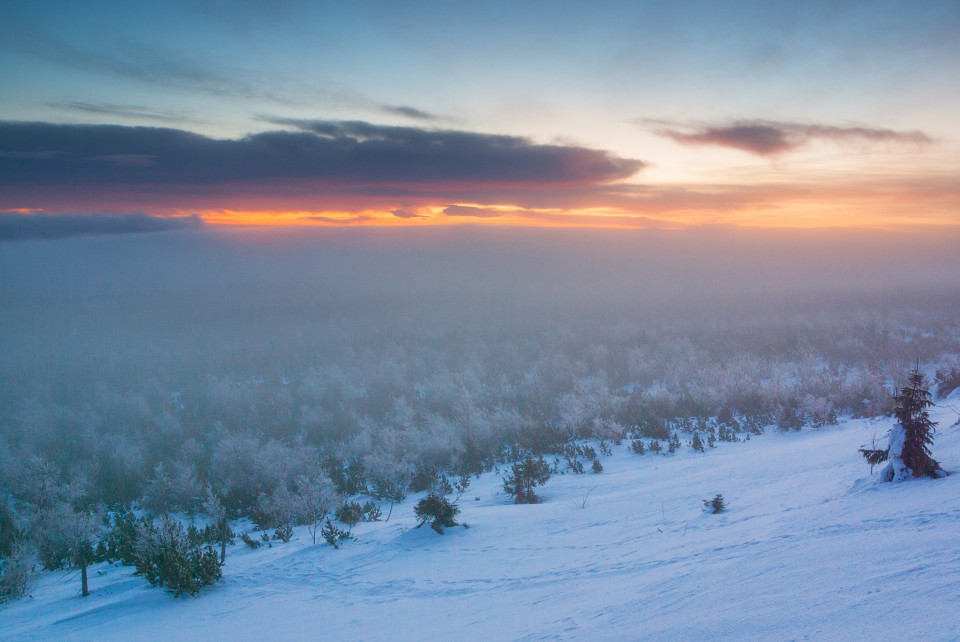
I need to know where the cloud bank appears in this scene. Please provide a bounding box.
[648,119,933,156]
[0,211,203,241]
[0,120,642,188]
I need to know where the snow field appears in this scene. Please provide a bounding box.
[3,401,959,640]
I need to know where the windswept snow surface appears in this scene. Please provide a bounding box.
[4,403,960,641]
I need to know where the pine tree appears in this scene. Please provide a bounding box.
[691,432,705,452]
[881,366,943,481]
[503,454,552,504]
[668,432,680,454]
[413,494,459,534]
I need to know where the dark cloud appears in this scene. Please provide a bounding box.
[0,211,202,241]
[272,119,643,182]
[443,205,505,218]
[647,119,934,156]
[390,209,422,218]
[0,120,643,190]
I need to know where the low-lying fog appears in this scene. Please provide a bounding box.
[2,224,959,519]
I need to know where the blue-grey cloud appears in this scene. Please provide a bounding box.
[0,211,203,241]
[443,205,505,218]
[646,119,934,156]
[0,120,643,189]
[390,209,422,218]
[300,214,373,225]
[377,105,440,121]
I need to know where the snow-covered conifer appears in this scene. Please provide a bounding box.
[880,367,943,482]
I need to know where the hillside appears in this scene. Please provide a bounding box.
[3,399,959,641]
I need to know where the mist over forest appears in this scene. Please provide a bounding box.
[3,224,960,572]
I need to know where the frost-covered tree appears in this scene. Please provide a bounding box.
[296,475,338,545]
[32,504,100,596]
[0,542,37,603]
[141,461,203,516]
[363,451,410,521]
[880,367,943,482]
[202,489,229,563]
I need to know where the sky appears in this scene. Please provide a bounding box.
[1,0,958,232]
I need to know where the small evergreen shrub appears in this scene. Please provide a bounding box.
[691,432,705,452]
[702,494,725,514]
[336,501,365,527]
[563,444,584,474]
[591,459,603,474]
[631,439,646,455]
[361,501,382,522]
[321,519,353,548]
[272,524,293,543]
[649,440,662,454]
[240,532,261,549]
[640,419,671,440]
[858,447,889,470]
[135,519,222,597]
[718,425,736,442]
[100,508,142,566]
[503,454,552,504]
[668,432,680,453]
[413,493,460,534]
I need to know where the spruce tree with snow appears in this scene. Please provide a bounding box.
[879,366,944,482]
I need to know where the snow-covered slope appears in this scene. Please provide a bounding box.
[4,403,959,641]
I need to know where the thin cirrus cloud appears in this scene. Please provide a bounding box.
[2,20,447,122]
[47,100,193,124]
[646,119,934,156]
[0,120,644,213]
